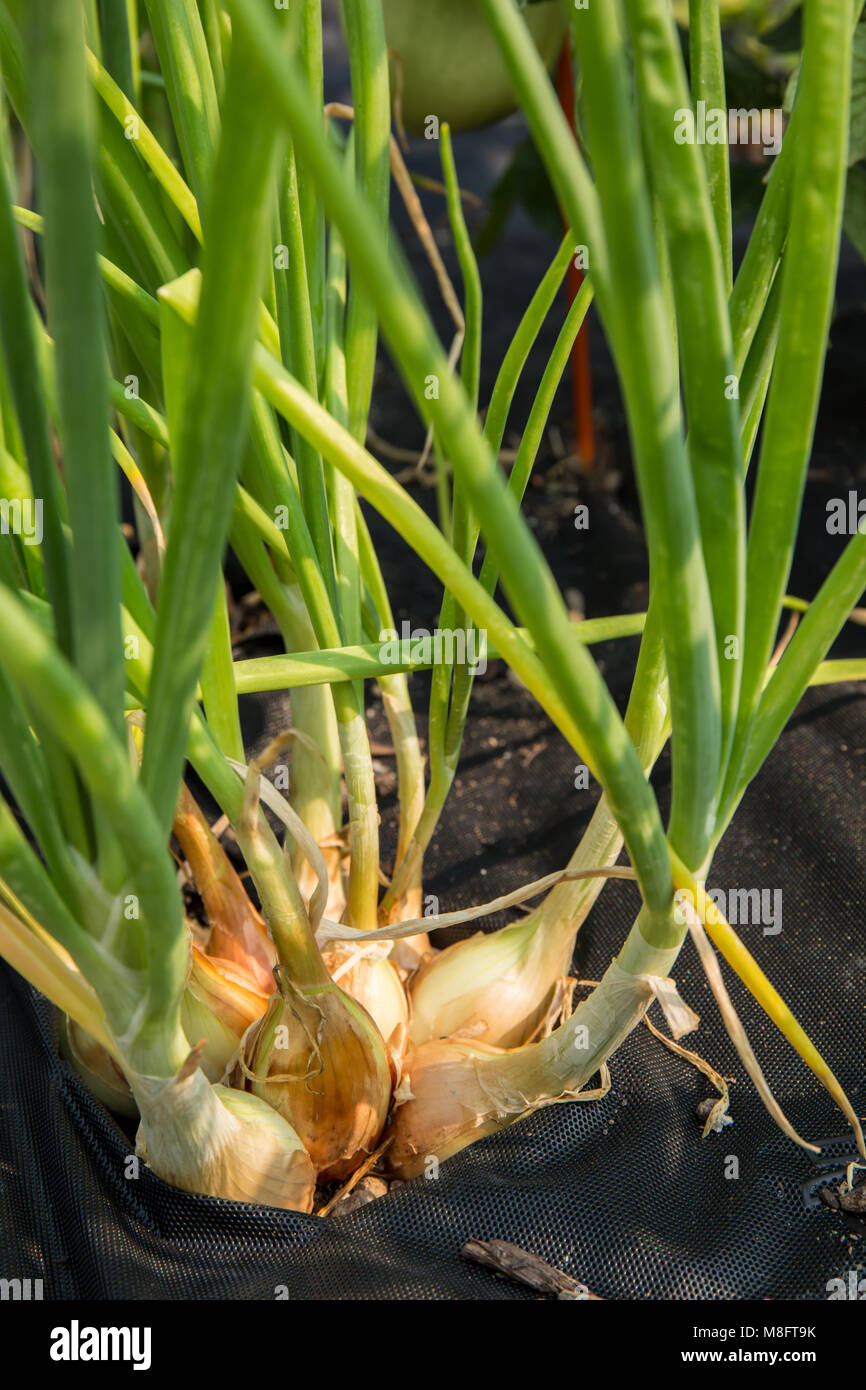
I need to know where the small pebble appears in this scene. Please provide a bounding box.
[331,1176,390,1218]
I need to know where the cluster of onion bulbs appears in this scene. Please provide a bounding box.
[68,779,586,1213]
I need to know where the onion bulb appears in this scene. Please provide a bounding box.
[388,960,655,1178]
[60,1016,138,1117]
[323,941,409,1048]
[385,1038,508,1178]
[409,917,572,1049]
[408,799,634,1046]
[182,947,269,1082]
[244,980,391,1181]
[132,1057,316,1212]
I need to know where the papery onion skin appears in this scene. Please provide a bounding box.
[60,1016,138,1117]
[388,963,655,1180]
[389,932,433,973]
[182,946,269,1082]
[384,1039,509,1180]
[247,983,392,1181]
[131,1065,316,1213]
[173,785,277,994]
[323,943,409,1048]
[408,919,572,1049]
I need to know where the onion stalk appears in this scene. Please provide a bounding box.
[409,620,669,1047]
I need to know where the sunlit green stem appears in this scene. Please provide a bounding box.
[340,0,390,443]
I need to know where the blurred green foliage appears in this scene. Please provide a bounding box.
[474,3,804,255]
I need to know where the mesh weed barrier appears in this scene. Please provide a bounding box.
[1,673,864,1301]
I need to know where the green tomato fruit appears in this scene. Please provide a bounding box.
[382,0,570,135]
